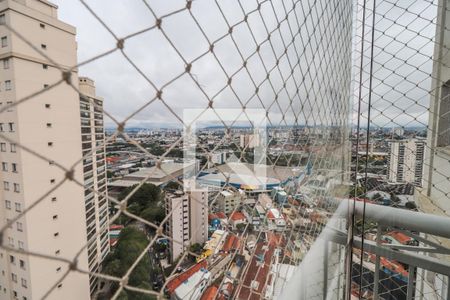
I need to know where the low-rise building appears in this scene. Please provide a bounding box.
[229,211,247,230]
[266,208,286,231]
[217,189,245,214]
[173,268,211,300]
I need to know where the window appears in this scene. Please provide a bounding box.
[57,283,62,289]
[1,37,7,48]
[0,14,5,25]
[41,44,46,49]
[5,80,11,91]
[51,197,57,202]
[8,122,14,132]
[21,278,27,288]
[40,23,45,29]
[43,84,49,89]
[13,183,19,193]
[2,162,7,171]
[3,181,9,190]
[50,179,55,184]
[43,64,48,69]
[11,273,17,283]
[19,260,25,269]
[16,222,22,232]
[1,143,6,152]
[55,250,60,255]
[56,267,61,272]
[18,241,24,250]
[9,255,14,264]
[15,203,21,212]
[54,232,59,237]
[11,163,17,173]
[46,123,52,128]
[45,103,50,108]
[49,160,55,165]
[5,200,11,209]
[0,123,4,132]
[10,143,16,152]
[52,215,58,220]
[6,101,13,112]
[3,59,9,69]
[48,142,53,147]
[8,237,14,247]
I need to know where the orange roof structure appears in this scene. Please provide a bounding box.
[230,211,246,221]
[200,285,219,300]
[165,260,207,295]
[216,212,227,219]
[387,231,412,245]
[222,234,241,252]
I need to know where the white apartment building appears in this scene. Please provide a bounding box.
[387,138,425,187]
[79,77,109,294]
[216,189,244,214]
[165,189,208,262]
[0,0,90,299]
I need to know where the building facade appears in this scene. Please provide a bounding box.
[387,138,425,187]
[0,0,90,299]
[165,189,208,262]
[216,189,244,214]
[79,77,109,294]
[418,0,450,297]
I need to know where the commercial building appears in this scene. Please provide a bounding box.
[165,188,208,262]
[0,0,90,299]
[79,77,109,293]
[109,160,196,189]
[387,138,425,186]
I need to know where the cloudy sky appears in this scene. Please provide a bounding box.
[51,0,438,129]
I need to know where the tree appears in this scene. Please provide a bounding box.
[405,201,417,210]
[236,223,246,232]
[103,227,152,297]
[165,181,181,190]
[141,205,165,224]
[119,183,162,209]
[189,243,203,254]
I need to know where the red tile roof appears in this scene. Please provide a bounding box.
[165,260,207,295]
[216,212,227,219]
[237,242,275,300]
[222,234,241,252]
[200,285,218,300]
[230,211,246,221]
[387,231,412,245]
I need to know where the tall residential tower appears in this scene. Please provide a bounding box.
[0,0,90,299]
[79,77,109,294]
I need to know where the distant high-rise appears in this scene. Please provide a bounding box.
[0,0,90,299]
[79,77,109,294]
[165,188,208,262]
[387,139,425,187]
[239,133,260,149]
